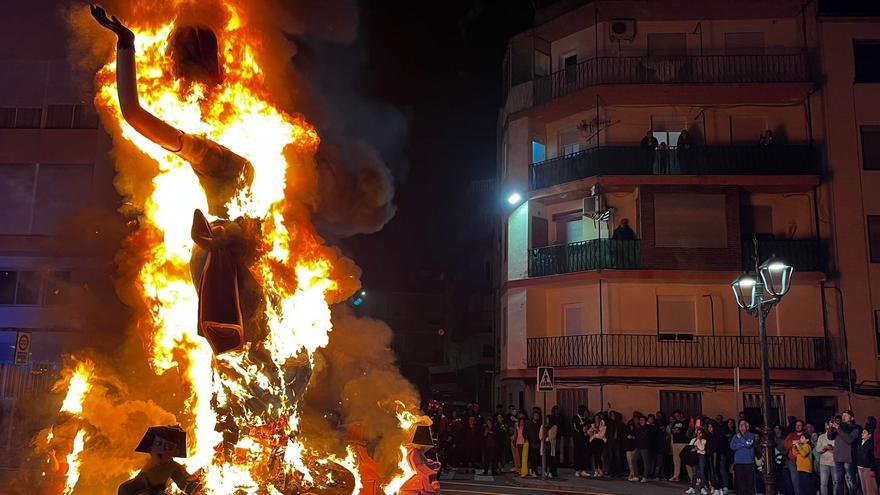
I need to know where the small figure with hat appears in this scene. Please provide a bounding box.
[117,425,202,495]
[400,425,441,495]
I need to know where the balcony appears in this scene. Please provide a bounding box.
[743,239,822,272]
[532,54,810,107]
[527,334,828,370]
[529,145,816,190]
[529,239,640,277]
[528,239,821,277]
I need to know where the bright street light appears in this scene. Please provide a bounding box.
[507,192,522,205]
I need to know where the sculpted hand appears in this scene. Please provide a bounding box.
[90,4,134,47]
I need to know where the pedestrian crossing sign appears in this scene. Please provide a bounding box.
[537,366,554,391]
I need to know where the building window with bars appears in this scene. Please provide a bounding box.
[660,390,702,418]
[45,104,98,129]
[0,107,42,129]
[743,393,786,428]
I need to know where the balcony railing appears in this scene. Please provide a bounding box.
[529,239,640,277]
[533,54,810,106]
[743,239,822,272]
[527,334,828,370]
[529,145,816,190]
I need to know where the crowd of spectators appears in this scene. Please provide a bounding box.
[427,401,880,495]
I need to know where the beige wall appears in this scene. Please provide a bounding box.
[530,384,857,422]
[818,19,880,383]
[747,192,817,239]
[524,280,824,338]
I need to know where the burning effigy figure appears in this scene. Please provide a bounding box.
[399,426,441,495]
[117,425,201,495]
[90,5,260,356]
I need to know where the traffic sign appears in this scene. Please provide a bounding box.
[14,331,31,365]
[537,366,554,391]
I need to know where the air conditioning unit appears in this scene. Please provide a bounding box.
[609,19,636,42]
[582,195,603,218]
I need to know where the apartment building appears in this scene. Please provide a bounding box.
[497,0,880,426]
[0,0,123,458]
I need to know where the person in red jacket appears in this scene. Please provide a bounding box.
[783,419,806,495]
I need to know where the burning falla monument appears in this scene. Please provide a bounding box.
[22,1,433,494]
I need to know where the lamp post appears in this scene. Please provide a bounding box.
[730,241,794,495]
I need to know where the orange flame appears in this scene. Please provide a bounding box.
[45,1,418,493]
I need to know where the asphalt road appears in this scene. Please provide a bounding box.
[440,475,690,495]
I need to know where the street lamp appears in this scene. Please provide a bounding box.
[730,247,793,495]
[507,192,522,205]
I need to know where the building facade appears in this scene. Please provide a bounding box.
[497,0,880,426]
[0,0,125,461]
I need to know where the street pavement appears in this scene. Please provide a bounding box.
[440,468,693,495]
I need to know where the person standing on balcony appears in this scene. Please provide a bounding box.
[611,218,636,241]
[676,129,693,174]
[731,420,757,495]
[759,130,776,146]
[657,142,670,174]
[641,129,659,171]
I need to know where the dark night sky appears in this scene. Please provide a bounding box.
[338,1,535,290]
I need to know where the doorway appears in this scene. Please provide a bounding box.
[804,396,838,430]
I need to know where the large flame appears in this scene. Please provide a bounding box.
[40,2,425,493]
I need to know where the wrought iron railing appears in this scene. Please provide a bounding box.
[529,145,816,190]
[742,239,822,272]
[527,334,828,370]
[529,239,640,277]
[533,54,810,105]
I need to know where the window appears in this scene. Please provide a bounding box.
[559,128,581,156]
[652,117,687,149]
[743,393,785,427]
[11,108,42,129]
[0,108,14,128]
[0,270,49,305]
[531,140,546,164]
[32,164,93,235]
[15,271,41,305]
[648,33,687,57]
[654,193,728,248]
[0,271,16,304]
[0,164,37,234]
[854,40,880,83]
[660,390,702,418]
[563,53,578,85]
[46,104,99,129]
[45,104,75,129]
[724,32,766,55]
[861,126,880,170]
[563,303,583,335]
[657,295,696,339]
[869,216,880,263]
